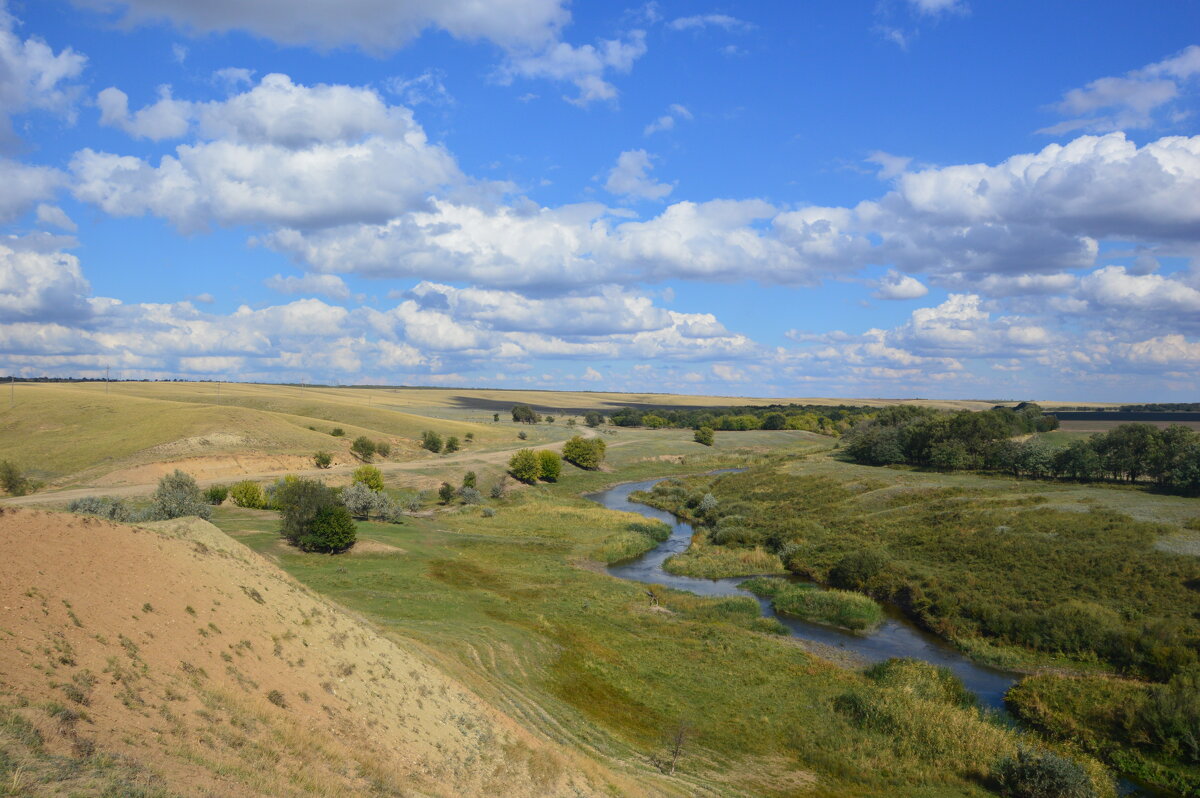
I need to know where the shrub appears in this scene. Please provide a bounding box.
[331,427,345,437]
[230,480,266,509]
[313,450,332,469]
[863,659,974,708]
[482,507,496,518]
[0,460,31,496]
[68,495,131,522]
[204,484,229,505]
[351,465,384,492]
[462,471,477,489]
[546,415,555,423]
[585,412,603,428]
[508,449,541,484]
[1140,668,1200,764]
[992,747,1097,798]
[375,441,391,458]
[445,436,461,453]
[150,470,211,520]
[298,505,356,553]
[438,482,455,504]
[694,427,715,446]
[351,436,376,461]
[341,481,384,519]
[406,495,422,512]
[698,493,719,517]
[275,478,338,545]
[490,476,508,499]
[421,430,443,453]
[562,436,606,469]
[537,450,562,482]
[517,431,528,440]
[829,550,890,591]
[458,486,483,505]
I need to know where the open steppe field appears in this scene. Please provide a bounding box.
[0,380,1115,490]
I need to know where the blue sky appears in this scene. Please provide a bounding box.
[2,0,1199,400]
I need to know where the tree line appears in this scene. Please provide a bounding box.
[605,404,874,435]
[844,404,1200,493]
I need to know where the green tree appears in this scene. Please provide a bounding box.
[301,505,356,553]
[274,478,339,546]
[761,413,787,430]
[421,430,443,453]
[351,436,376,461]
[537,450,562,482]
[438,482,456,504]
[462,471,477,489]
[445,436,461,453]
[562,436,606,469]
[694,427,714,446]
[230,480,266,509]
[150,470,211,520]
[0,460,31,496]
[313,450,333,469]
[493,413,500,422]
[508,449,541,484]
[584,412,603,428]
[511,404,540,423]
[352,464,384,492]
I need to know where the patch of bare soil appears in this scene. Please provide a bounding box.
[348,539,407,556]
[93,453,335,487]
[0,508,661,797]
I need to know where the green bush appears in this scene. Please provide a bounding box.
[562,435,606,469]
[508,449,541,484]
[351,436,376,461]
[1140,668,1200,764]
[421,430,443,453]
[993,747,1097,798]
[829,549,889,591]
[313,450,332,469]
[438,482,455,504]
[458,486,483,505]
[462,471,477,489]
[537,450,562,482]
[351,465,384,492]
[298,504,356,553]
[863,658,974,708]
[203,484,229,505]
[0,460,32,496]
[274,478,337,545]
[694,427,714,446]
[375,440,391,458]
[511,404,540,423]
[330,427,345,437]
[230,480,266,509]
[150,470,211,520]
[445,436,461,453]
[764,583,883,631]
[68,495,132,522]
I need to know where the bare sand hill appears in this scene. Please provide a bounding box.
[0,508,665,797]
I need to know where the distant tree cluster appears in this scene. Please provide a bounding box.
[845,406,1200,493]
[603,404,874,435]
[511,404,541,424]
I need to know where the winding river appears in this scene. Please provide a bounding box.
[588,474,1019,709]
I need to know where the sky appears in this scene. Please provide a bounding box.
[1,0,1199,401]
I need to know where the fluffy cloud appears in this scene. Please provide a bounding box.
[0,239,91,323]
[70,0,568,53]
[644,103,692,136]
[500,30,646,106]
[1040,45,1200,135]
[74,74,461,231]
[0,159,67,223]
[0,6,86,144]
[604,149,673,200]
[871,269,928,300]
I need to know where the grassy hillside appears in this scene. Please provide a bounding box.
[0,382,506,486]
[0,507,657,797]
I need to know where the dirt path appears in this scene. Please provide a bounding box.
[3,427,617,507]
